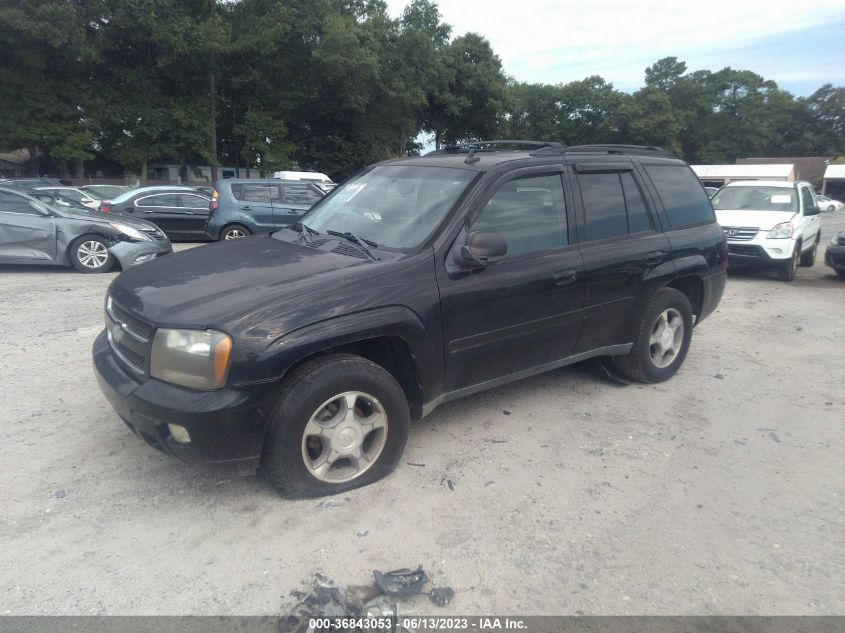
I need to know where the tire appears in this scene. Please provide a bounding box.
[70,234,114,273]
[262,353,410,498]
[826,205,835,213]
[800,234,819,267]
[836,269,845,279]
[220,223,251,240]
[777,242,800,281]
[613,287,693,384]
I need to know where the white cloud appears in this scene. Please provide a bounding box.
[385,0,845,92]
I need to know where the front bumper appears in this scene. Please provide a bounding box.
[726,237,796,268]
[109,239,172,269]
[825,243,845,271]
[92,330,276,465]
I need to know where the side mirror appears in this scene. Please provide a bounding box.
[806,205,821,216]
[452,231,508,268]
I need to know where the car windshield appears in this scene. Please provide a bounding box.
[292,165,478,249]
[711,186,798,212]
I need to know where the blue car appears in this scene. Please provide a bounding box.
[206,179,325,240]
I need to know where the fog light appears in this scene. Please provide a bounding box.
[167,424,191,444]
[768,248,782,255]
[134,253,155,264]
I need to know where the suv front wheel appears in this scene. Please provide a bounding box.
[614,287,694,383]
[262,354,410,498]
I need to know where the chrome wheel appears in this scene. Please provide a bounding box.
[224,228,247,240]
[77,240,109,269]
[649,308,684,368]
[301,391,388,483]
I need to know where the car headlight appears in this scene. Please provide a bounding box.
[110,222,151,241]
[767,222,795,239]
[150,329,232,390]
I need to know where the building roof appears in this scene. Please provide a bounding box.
[823,164,845,179]
[736,157,830,187]
[691,164,794,179]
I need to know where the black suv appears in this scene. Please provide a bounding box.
[93,142,726,497]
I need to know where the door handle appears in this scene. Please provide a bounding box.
[643,251,665,266]
[553,269,578,285]
[242,205,251,210]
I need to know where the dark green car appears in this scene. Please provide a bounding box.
[206,178,326,240]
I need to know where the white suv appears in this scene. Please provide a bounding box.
[712,180,822,281]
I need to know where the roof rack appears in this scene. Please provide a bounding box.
[426,140,563,156]
[530,144,676,158]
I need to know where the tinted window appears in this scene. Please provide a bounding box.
[645,165,714,228]
[620,172,653,233]
[240,185,271,204]
[137,194,181,207]
[283,184,322,205]
[181,194,209,209]
[472,174,567,256]
[230,184,244,200]
[800,187,815,212]
[578,172,628,241]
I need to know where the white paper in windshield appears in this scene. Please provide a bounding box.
[770,194,793,204]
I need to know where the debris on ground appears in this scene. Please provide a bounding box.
[287,566,455,632]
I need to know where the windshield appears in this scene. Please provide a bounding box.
[711,186,797,212]
[293,165,477,249]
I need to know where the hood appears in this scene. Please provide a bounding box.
[714,209,796,230]
[108,234,377,329]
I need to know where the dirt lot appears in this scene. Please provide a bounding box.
[1,214,844,616]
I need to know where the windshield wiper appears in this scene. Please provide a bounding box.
[291,221,319,244]
[326,230,380,261]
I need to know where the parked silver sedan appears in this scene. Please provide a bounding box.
[0,187,171,273]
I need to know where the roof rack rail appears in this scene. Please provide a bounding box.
[426,140,563,156]
[530,144,676,158]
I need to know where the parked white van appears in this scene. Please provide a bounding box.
[272,170,332,183]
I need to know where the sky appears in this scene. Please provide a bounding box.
[384,0,845,97]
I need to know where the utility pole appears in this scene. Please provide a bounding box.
[209,0,218,183]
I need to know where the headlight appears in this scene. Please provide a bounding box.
[767,222,795,239]
[109,222,151,241]
[150,329,232,390]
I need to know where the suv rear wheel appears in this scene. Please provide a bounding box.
[221,224,251,240]
[614,287,694,383]
[262,354,410,498]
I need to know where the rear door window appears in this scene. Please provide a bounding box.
[180,194,209,209]
[137,194,181,208]
[644,165,714,228]
[240,185,272,204]
[578,173,629,241]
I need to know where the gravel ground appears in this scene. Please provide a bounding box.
[1,214,844,616]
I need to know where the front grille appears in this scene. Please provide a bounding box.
[140,226,166,241]
[728,244,760,257]
[106,297,154,375]
[722,227,759,241]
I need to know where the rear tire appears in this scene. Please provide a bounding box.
[262,354,410,498]
[777,243,800,281]
[800,235,819,267]
[70,234,114,273]
[220,224,251,240]
[613,287,694,384]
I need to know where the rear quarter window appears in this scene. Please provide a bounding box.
[645,165,715,228]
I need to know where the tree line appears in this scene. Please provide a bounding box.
[1,0,843,182]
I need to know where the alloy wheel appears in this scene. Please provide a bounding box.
[649,308,684,368]
[77,240,109,269]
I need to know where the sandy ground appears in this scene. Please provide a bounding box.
[1,214,844,616]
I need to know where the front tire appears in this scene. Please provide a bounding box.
[800,235,819,267]
[70,234,114,273]
[777,242,800,281]
[262,354,410,498]
[613,288,693,384]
